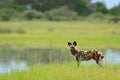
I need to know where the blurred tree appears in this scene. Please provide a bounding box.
[86,0,95,14]
[0,0,99,15]
[0,0,14,9]
[1,0,117,21]
[94,2,108,14]
[32,0,74,11]
[13,0,34,5]
[0,0,25,12]
[73,0,88,15]
[32,0,89,15]
[109,4,120,15]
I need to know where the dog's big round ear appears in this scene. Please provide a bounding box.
[73,41,77,46]
[68,42,72,46]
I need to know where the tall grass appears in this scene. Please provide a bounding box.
[0,46,73,65]
[0,62,120,80]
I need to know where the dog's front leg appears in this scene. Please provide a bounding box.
[75,54,80,67]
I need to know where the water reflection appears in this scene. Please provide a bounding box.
[0,60,28,74]
[105,49,120,64]
[0,48,120,74]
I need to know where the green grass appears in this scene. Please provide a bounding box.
[0,21,120,35]
[0,21,120,49]
[0,62,120,80]
[0,34,120,49]
[0,21,120,80]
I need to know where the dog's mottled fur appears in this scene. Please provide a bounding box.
[68,41,104,66]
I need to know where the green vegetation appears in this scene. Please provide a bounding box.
[0,21,120,49]
[0,0,120,79]
[0,21,120,80]
[0,0,120,21]
[0,63,120,80]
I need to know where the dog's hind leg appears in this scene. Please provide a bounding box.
[96,60,103,67]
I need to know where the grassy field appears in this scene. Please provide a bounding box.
[0,21,120,80]
[0,62,120,80]
[0,21,120,49]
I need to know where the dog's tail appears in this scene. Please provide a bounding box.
[98,51,104,60]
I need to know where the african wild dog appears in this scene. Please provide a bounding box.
[68,41,104,67]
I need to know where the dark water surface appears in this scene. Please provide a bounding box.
[0,48,120,74]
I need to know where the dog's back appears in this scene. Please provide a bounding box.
[78,50,104,61]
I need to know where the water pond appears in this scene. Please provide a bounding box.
[0,49,120,74]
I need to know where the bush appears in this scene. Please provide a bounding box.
[89,12,104,20]
[0,9,16,21]
[0,27,12,34]
[45,6,78,21]
[0,27,26,34]
[15,28,26,34]
[23,10,44,20]
[86,12,107,22]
